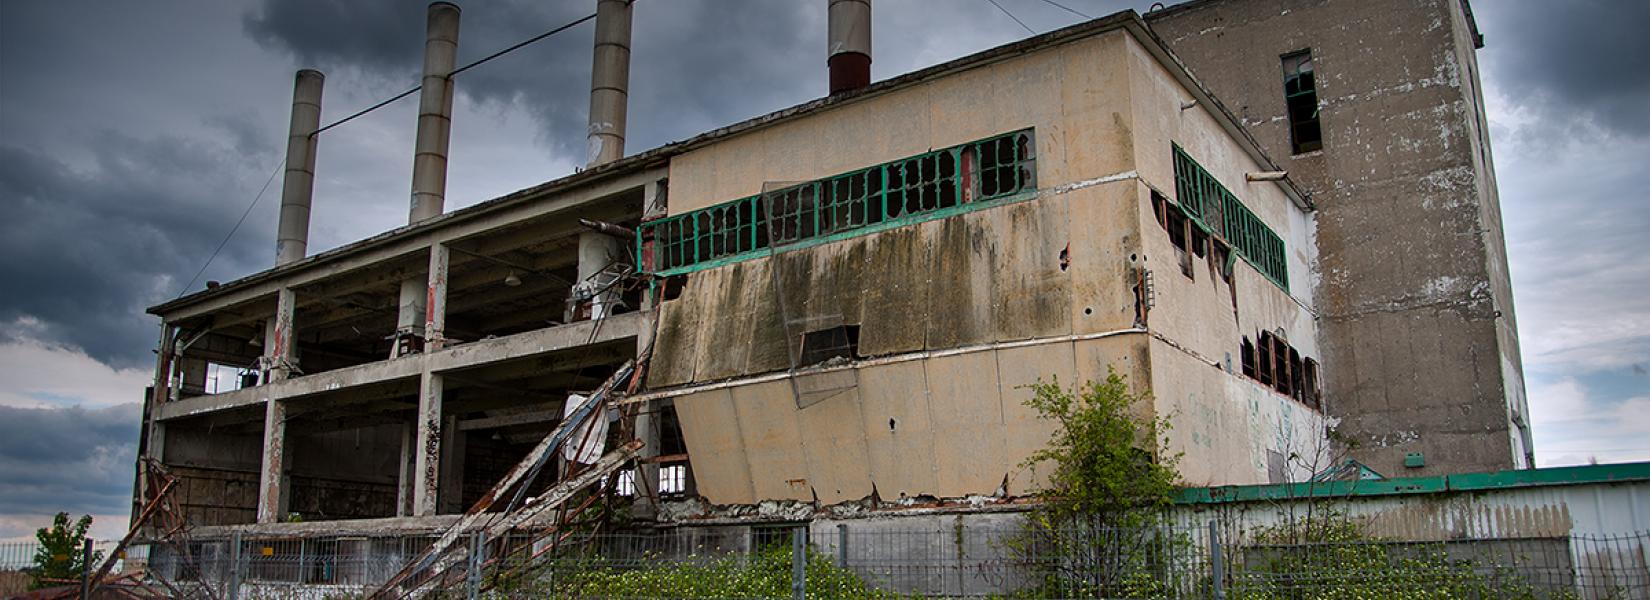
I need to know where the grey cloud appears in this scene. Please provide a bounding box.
[0,134,275,368]
[0,404,140,519]
[1477,0,1650,138]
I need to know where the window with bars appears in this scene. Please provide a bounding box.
[1282,49,1322,154]
[1171,145,1289,288]
[642,129,1036,274]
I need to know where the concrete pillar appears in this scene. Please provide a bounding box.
[396,421,416,516]
[263,287,297,382]
[424,243,450,351]
[827,0,872,95]
[572,232,625,320]
[411,371,444,516]
[438,414,465,513]
[587,0,632,167]
[276,70,324,266]
[409,2,460,224]
[256,398,288,523]
[632,404,660,519]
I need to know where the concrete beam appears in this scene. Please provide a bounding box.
[456,408,563,431]
[154,311,649,421]
[151,167,663,323]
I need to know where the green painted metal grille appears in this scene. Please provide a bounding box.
[643,129,1036,275]
[1172,145,1289,288]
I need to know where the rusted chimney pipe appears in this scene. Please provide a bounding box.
[275,70,324,266]
[409,2,460,224]
[587,0,632,167]
[828,0,871,95]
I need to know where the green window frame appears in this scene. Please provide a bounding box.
[1282,49,1322,154]
[641,129,1037,275]
[1171,145,1289,289]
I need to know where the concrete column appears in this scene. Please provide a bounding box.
[438,414,465,513]
[256,398,288,523]
[263,287,297,382]
[409,2,460,224]
[396,421,416,516]
[632,404,660,519]
[827,0,872,95]
[411,371,444,516]
[586,0,632,167]
[276,70,325,266]
[573,232,625,320]
[424,243,450,351]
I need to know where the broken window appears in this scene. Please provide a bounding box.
[1172,145,1289,287]
[659,465,686,495]
[1240,336,1257,379]
[1303,358,1321,409]
[1256,332,1275,386]
[1282,50,1323,154]
[641,129,1036,274]
[798,325,861,367]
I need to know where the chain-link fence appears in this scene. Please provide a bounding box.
[138,523,1649,599]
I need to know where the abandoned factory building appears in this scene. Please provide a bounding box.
[135,0,1523,533]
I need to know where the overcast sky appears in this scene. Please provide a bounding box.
[0,0,1645,541]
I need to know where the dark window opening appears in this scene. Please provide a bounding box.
[798,325,861,366]
[1282,50,1322,154]
[1302,358,1321,409]
[1242,331,1321,410]
[1256,332,1274,386]
[1240,336,1257,379]
[660,274,687,302]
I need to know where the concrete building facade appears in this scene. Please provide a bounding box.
[132,0,1518,541]
[1147,0,1530,476]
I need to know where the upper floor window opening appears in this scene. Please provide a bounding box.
[1282,49,1323,154]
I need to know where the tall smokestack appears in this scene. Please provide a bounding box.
[275,70,324,266]
[828,0,871,95]
[409,2,460,224]
[586,0,632,167]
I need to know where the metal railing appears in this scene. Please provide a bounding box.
[135,524,1649,599]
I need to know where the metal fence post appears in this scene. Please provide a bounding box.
[1209,520,1225,600]
[791,527,806,600]
[227,533,243,600]
[837,523,849,568]
[467,531,485,600]
[79,538,92,599]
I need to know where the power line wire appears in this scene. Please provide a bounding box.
[313,11,597,138]
[177,11,601,297]
[175,158,286,298]
[983,0,1037,35]
[1034,0,1092,19]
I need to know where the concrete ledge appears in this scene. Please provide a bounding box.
[156,311,650,421]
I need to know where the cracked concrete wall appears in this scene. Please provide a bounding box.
[1149,0,1526,476]
[652,24,1325,504]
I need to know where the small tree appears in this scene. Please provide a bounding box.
[30,512,102,590]
[1022,369,1181,528]
[1016,369,1185,597]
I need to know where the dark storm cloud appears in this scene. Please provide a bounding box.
[0,404,141,518]
[0,133,276,368]
[244,0,821,159]
[1475,0,1650,138]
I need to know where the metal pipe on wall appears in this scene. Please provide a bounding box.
[827,0,871,95]
[409,2,461,224]
[587,0,632,167]
[275,70,324,266]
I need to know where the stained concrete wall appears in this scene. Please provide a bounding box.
[163,423,401,525]
[654,22,1324,504]
[1148,0,1527,476]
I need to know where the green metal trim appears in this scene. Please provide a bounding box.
[639,128,1036,275]
[1174,462,1650,505]
[648,189,1040,278]
[1170,144,1290,291]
